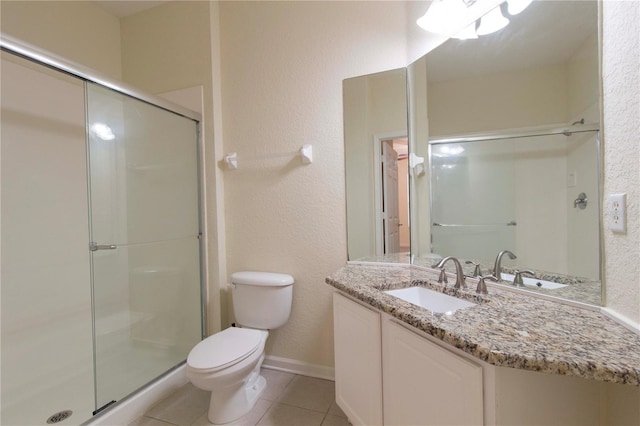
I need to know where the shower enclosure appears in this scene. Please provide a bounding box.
[429,127,600,281]
[1,40,204,425]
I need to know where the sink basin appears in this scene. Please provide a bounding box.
[384,287,476,314]
[500,273,567,289]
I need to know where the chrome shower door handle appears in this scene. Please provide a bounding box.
[89,242,117,251]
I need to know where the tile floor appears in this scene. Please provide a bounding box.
[129,369,349,426]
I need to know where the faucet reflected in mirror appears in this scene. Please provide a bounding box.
[344,0,602,307]
[492,250,517,281]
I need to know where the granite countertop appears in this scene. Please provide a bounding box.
[352,253,603,305]
[326,263,640,386]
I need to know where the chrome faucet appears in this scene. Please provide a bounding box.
[512,269,535,287]
[435,267,448,284]
[492,250,516,281]
[432,256,467,290]
[465,260,482,277]
[475,275,498,295]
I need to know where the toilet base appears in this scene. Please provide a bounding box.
[208,369,267,424]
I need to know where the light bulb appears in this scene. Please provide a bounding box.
[476,6,510,36]
[417,0,467,35]
[453,22,478,40]
[507,0,533,15]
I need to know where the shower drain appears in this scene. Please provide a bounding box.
[46,410,73,424]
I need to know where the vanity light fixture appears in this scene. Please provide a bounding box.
[416,0,468,35]
[418,0,532,39]
[476,5,510,36]
[454,22,479,40]
[506,0,533,15]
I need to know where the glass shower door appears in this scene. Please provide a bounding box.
[86,83,202,410]
[430,139,517,260]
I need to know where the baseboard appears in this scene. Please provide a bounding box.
[262,355,335,381]
[85,363,188,426]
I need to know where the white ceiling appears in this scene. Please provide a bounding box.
[93,1,168,18]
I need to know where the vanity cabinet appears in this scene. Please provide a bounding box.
[333,292,481,426]
[332,292,383,426]
[382,319,483,425]
[332,291,638,426]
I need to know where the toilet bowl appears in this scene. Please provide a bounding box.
[187,327,268,424]
[186,271,294,424]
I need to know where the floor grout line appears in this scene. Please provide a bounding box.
[133,372,340,426]
[143,414,181,426]
[275,401,331,414]
[320,411,329,426]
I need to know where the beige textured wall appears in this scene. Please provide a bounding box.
[219,0,408,367]
[602,0,640,327]
[0,0,122,80]
[120,1,226,334]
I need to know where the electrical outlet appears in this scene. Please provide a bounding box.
[608,193,627,233]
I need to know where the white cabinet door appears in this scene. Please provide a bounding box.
[383,319,484,426]
[333,293,383,426]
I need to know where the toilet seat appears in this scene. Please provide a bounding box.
[187,327,265,373]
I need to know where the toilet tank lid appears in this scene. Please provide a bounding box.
[231,271,294,286]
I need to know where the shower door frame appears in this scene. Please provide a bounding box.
[1,33,207,418]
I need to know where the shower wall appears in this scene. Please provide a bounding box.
[1,52,95,425]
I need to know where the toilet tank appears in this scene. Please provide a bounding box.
[231,271,294,330]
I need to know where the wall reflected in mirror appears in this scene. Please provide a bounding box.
[344,68,409,262]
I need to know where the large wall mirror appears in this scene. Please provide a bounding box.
[344,68,409,262]
[345,0,602,306]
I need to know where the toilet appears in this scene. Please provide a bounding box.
[186,271,294,424]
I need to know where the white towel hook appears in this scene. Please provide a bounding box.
[224,152,238,170]
[409,153,425,177]
[300,144,313,164]
[409,153,424,169]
